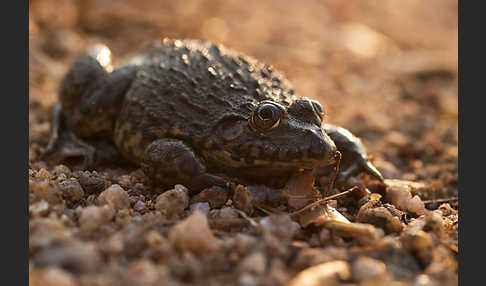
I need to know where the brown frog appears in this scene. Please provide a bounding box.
[43,39,383,193]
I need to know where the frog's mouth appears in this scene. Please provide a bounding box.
[203,148,338,171]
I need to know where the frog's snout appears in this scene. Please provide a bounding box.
[323,135,338,165]
[307,128,338,165]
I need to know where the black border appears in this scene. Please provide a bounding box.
[458,0,482,285]
[4,0,29,285]
[457,0,463,283]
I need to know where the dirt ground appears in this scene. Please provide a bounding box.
[29,1,458,285]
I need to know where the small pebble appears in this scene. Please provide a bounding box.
[351,256,388,284]
[259,214,300,241]
[238,273,259,286]
[287,260,351,286]
[293,248,334,270]
[146,230,170,253]
[356,203,404,233]
[189,202,210,216]
[34,242,102,274]
[116,174,134,190]
[319,228,332,246]
[415,274,440,286]
[30,267,77,286]
[238,252,266,276]
[233,233,258,256]
[402,230,434,266]
[155,185,190,219]
[438,203,456,216]
[30,200,50,218]
[233,185,253,214]
[424,210,445,237]
[73,171,109,194]
[211,206,239,219]
[114,209,132,228]
[385,179,426,215]
[36,168,52,180]
[102,232,124,255]
[58,178,84,203]
[129,259,159,284]
[190,186,229,208]
[30,179,63,205]
[122,225,149,257]
[133,200,146,213]
[98,184,130,211]
[130,183,149,196]
[79,205,114,236]
[52,165,72,178]
[267,259,290,285]
[29,216,71,252]
[169,210,220,255]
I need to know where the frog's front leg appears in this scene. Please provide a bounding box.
[314,124,384,186]
[141,139,235,194]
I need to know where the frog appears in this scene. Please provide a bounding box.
[42,38,383,194]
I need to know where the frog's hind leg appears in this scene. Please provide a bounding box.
[41,103,96,169]
[142,139,235,194]
[42,44,138,169]
[58,44,137,138]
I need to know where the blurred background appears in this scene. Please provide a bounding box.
[29,0,458,193]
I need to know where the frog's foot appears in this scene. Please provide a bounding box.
[336,155,384,184]
[142,139,235,194]
[316,124,384,186]
[41,103,95,169]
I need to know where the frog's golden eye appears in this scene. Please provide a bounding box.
[251,102,282,131]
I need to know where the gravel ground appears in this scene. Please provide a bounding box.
[29,1,458,285]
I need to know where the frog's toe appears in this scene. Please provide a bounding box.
[361,159,384,182]
[42,131,95,169]
[338,156,384,183]
[41,102,96,169]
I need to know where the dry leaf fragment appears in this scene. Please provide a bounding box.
[298,204,350,228]
[282,170,319,209]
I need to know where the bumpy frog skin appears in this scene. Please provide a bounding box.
[43,39,383,193]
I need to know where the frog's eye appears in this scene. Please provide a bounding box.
[251,103,282,131]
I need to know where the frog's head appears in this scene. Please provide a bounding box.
[212,98,338,173]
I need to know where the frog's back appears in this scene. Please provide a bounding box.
[114,39,296,163]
